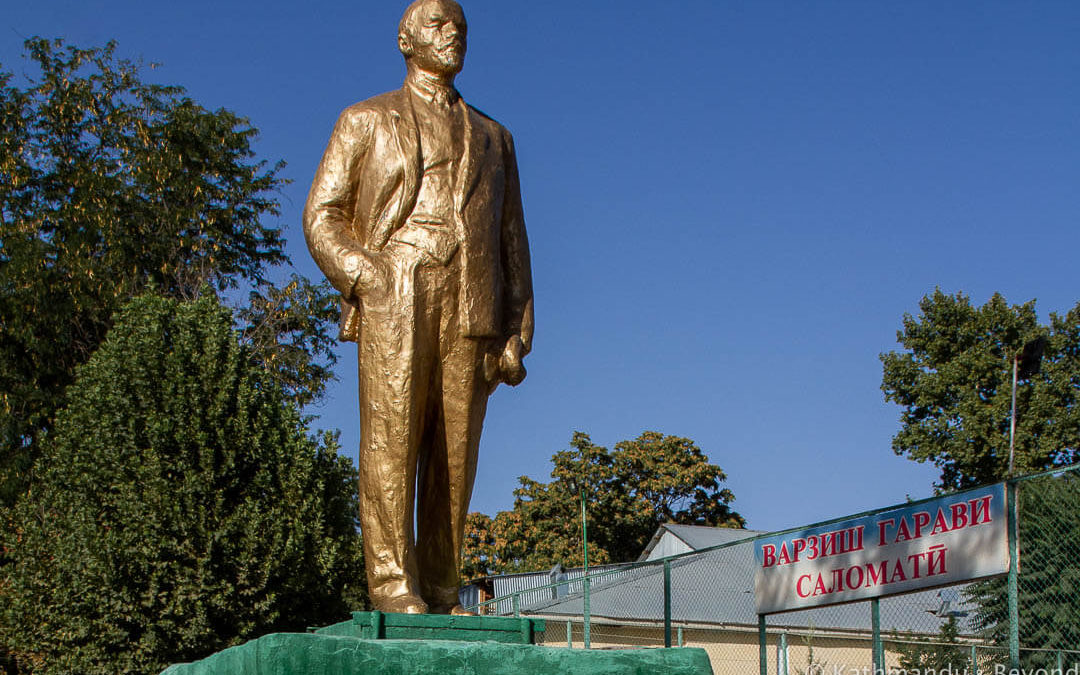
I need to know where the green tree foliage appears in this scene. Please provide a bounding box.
[967,472,1080,665]
[461,431,744,577]
[881,290,1080,491]
[0,293,364,675]
[460,512,499,582]
[236,274,340,408]
[894,615,970,673]
[794,629,829,675]
[0,38,338,506]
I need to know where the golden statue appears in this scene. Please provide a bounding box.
[303,0,533,615]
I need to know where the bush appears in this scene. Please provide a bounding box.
[1,292,364,675]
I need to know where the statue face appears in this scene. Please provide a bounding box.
[402,0,467,76]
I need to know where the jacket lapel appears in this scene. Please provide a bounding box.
[456,101,487,212]
[394,91,422,188]
[371,90,422,249]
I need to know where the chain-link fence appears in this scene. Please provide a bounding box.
[465,464,1080,675]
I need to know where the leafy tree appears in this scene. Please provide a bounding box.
[0,38,338,507]
[881,290,1080,491]
[610,430,744,534]
[0,293,363,675]
[462,431,744,576]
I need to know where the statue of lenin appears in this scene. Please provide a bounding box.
[303,0,533,615]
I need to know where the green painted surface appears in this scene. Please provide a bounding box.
[162,633,714,675]
[313,611,545,644]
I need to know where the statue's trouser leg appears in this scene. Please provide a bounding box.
[357,252,431,612]
[414,257,494,611]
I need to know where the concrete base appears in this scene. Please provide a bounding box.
[161,632,714,675]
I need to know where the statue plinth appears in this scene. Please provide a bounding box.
[314,610,544,644]
[161,624,714,675]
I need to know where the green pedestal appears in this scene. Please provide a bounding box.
[314,611,544,644]
[161,632,714,675]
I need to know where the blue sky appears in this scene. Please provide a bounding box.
[5,1,1078,534]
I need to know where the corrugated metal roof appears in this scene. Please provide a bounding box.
[488,563,634,616]
[638,524,766,561]
[663,524,765,550]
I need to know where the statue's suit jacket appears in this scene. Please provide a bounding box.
[304,86,533,349]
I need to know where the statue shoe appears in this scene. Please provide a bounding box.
[378,594,429,614]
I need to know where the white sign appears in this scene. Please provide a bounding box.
[754,483,1008,615]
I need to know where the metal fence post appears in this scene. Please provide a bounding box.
[583,576,591,649]
[678,626,684,647]
[567,620,572,648]
[663,558,672,648]
[871,598,882,675]
[759,614,768,675]
[512,592,520,618]
[1008,480,1020,672]
[970,644,978,675]
[778,631,789,675]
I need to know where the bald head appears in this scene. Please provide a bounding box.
[399,0,465,40]
[398,0,467,78]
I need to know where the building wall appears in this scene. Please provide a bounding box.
[536,620,905,675]
[643,532,694,561]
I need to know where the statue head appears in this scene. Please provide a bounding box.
[398,0,468,78]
